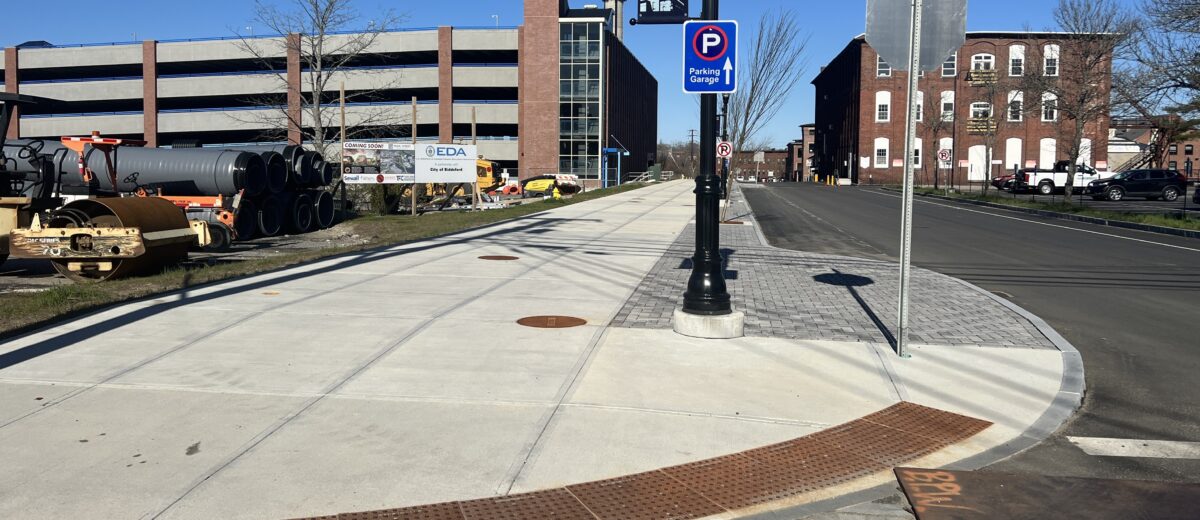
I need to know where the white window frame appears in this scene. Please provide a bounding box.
[1007,91,1024,122]
[942,52,957,77]
[913,137,923,167]
[877,55,892,77]
[876,91,891,123]
[971,102,993,120]
[874,137,890,168]
[1009,45,1026,76]
[971,53,996,71]
[1042,92,1059,121]
[940,91,955,122]
[1044,44,1060,77]
[915,90,924,122]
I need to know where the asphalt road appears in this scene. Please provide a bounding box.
[743,182,1200,483]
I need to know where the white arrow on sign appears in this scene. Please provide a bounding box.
[723,58,733,86]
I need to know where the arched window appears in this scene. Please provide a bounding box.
[876,91,892,122]
[874,137,890,168]
[971,53,995,71]
[1042,92,1059,121]
[1044,44,1061,76]
[1007,91,1024,122]
[1009,45,1026,76]
[971,102,993,119]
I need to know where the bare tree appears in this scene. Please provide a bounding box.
[235,0,406,157]
[964,59,1019,196]
[1019,0,1133,202]
[722,8,810,218]
[918,83,956,189]
[1113,0,1200,168]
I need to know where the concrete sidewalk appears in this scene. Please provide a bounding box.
[0,180,1081,519]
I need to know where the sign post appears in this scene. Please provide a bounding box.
[680,0,738,326]
[866,0,966,358]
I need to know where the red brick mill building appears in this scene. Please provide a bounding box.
[812,33,1111,186]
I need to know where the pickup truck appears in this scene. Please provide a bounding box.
[1012,161,1117,195]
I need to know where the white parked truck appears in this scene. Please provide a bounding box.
[1020,161,1118,195]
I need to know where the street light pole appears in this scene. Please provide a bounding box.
[683,0,732,316]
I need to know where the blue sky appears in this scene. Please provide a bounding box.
[4,0,1136,148]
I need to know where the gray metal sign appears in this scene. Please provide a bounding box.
[866,0,966,72]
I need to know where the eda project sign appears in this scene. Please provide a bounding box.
[682,20,738,94]
[341,142,477,184]
[418,144,478,184]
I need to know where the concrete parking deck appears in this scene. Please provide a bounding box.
[0,180,1081,519]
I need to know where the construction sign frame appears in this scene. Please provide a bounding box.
[341,142,480,185]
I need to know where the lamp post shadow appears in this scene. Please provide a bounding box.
[814,269,898,351]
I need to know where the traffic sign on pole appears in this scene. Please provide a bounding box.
[866,0,966,72]
[937,149,952,162]
[683,20,738,94]
[716,141,733,158]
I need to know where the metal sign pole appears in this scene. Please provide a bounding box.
[897,0,924,358]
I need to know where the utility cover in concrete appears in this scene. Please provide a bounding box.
[866,0,966,72]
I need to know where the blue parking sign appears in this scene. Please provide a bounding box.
[683,20,738,94]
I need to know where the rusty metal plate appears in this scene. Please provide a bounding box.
[896,467,1200,520]
[312,502,466,520]
[459,489,593,519]
[567,471,724,520]
[862,402,992,444]
[478,256,520,261]
[517,316,588,329]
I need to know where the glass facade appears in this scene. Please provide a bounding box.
[559,21,604,179]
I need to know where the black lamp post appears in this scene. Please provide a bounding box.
[682,0,732,316]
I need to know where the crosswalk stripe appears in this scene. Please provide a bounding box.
[1067,436,1200,459]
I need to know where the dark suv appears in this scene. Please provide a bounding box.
[1087,169,1187,202]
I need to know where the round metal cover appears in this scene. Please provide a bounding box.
[517,315,588,328]
[479,255,520,261]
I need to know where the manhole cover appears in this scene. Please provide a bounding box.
[517,315,587,328]
[479,255,520,261]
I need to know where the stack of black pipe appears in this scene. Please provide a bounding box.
[223,145,336,240]
[1,139,336,242]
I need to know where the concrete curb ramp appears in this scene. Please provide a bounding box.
[294,402,991,520]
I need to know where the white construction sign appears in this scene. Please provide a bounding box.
[416,144,478,184]
[341,142,478,184]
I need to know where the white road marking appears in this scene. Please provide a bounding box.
[866,189,1200,254]
[1067,436,1200,459]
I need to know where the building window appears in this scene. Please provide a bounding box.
[1044,44,1060,76]
[913,138,923,167]
[875,138,890,168]
[1169,144,1178,154]
[971,102,993,119]
[877,56,892,77]
[558,21,604,180]
[1010,45,1026,76]
[1187,145,1195,155]
[942,52,957,77]
[971,53,996,71]
[1042,93,1058,121]
[1170,161,1178,170]
[940,91,955,122]
[915,91,924,122]
[1007,91,1024,122]
[876,91,891,122]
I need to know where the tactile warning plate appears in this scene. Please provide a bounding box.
[291,402,992,520]
[567,471,724,520]
[459,489,594,520]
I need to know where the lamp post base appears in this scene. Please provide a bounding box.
[673,308,745,339]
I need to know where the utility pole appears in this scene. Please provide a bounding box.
[688,128,698,178]
[682,0,732,317]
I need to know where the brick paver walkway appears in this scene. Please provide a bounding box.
[612,184,1056,349]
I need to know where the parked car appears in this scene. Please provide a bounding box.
[1087,169,1187,201]
[991,173,1016,191]
[1025,162,1116,195]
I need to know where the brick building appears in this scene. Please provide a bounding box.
[1,0,656,184]
[1109,117,1200,179]
[732,149,788,182]
[786,123,817,182]
[812,33,1111,185]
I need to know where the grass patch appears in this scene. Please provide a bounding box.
[0,183,647,337]
[913,187,1200,232]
